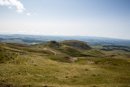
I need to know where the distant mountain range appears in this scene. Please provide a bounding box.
[0,34,130,47]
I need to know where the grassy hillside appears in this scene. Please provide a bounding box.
[0,40,130,87]
[61,40,91,50]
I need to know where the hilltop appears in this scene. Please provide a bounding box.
[61,40,91,50]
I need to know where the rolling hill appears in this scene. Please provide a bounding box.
[0,40,130,87]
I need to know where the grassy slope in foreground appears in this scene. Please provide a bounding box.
[0,41,130,87]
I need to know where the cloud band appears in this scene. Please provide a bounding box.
[0,0,25,13]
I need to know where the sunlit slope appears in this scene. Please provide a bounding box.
[0,41,130,87]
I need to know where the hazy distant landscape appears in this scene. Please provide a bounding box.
[1,34,130,45]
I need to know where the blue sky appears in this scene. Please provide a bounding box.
[0,0,130,39]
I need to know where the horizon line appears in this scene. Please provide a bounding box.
[0,33,130,41]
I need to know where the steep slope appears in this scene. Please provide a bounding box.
[59,45,85,57]
[44,40,91,57]
[61,40,91,50]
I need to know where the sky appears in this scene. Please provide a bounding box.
[0,0,130,39]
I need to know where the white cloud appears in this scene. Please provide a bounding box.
[26,12,31,16]
[0,0,25,13]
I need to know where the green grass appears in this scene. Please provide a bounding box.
[83,49,105,57]
[59,45,85,57]
[0,47,18,63]
[0,42,130,87]
[0,54,130,87]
